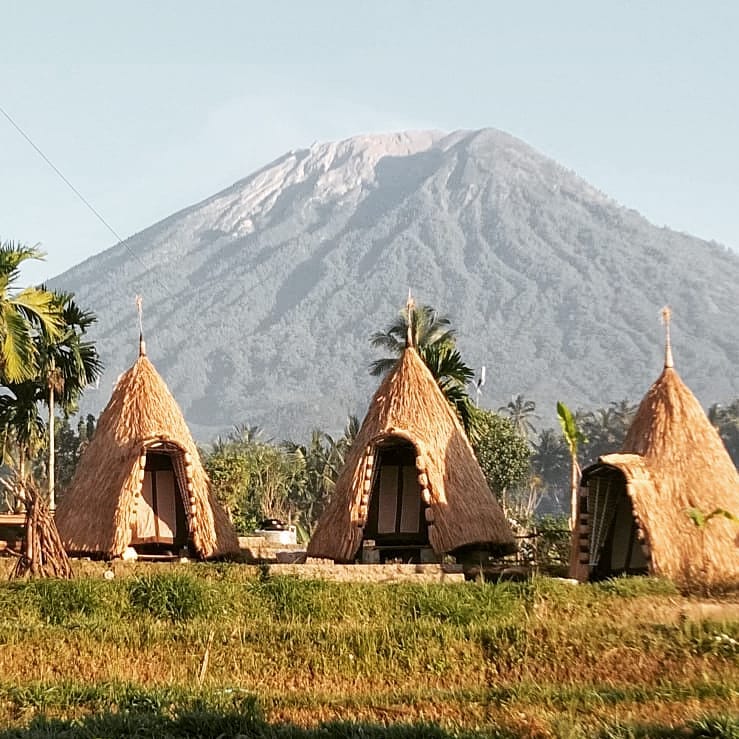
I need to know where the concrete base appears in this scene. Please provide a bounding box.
[263,562,465,583]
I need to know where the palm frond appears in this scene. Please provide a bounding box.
[421,344,475,386]
[12,287,63,339]
[1,306,37,382]
[0,241,46,280]
[369,357,399,377]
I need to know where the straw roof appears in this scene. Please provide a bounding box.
[55,347,239,559]
[582,340,739,585]
[308,346,515,561]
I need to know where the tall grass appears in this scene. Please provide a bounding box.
[128,572,209,622]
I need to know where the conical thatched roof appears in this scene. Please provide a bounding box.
[56,348,239,559]
[583,338,739,585]
[308,347,515,561]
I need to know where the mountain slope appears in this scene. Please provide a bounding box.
[51,129,739,441]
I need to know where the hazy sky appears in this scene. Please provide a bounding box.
[2,1,737,285]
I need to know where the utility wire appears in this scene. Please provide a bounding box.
[0,103,174,299]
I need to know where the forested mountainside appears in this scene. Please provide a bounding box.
[51,128,739,440]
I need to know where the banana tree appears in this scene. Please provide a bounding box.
[557,401,588,578]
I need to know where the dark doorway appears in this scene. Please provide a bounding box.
[363,439,429,562]
[131,452,188,553]
[585,467,649,580]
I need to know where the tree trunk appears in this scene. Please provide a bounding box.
[568,457,583,579]
[48,385,55,511]
[569,458,579,532]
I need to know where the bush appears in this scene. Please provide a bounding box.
[535,514,570,569]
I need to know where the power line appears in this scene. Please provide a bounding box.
[0,103,174,299]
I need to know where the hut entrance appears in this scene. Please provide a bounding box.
[585,466,648,580]
[363,439,429,562]
[131,451,189,554]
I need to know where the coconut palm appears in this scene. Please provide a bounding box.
[531,428,569,486]
[283,415,360,534]
[369,303,478,435]
[369,304,456,376]
[0,241,62,383]
[499,394,538,438]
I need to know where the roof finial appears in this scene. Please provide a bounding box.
[406,288,415,348]
[661,305,673,368]
[135,295,146,356]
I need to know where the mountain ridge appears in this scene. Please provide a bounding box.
[50,128,739,441]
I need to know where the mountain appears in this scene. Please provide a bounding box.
[50,129,739,442]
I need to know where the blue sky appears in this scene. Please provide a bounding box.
[2,1,737,285]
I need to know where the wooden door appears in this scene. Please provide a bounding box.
[365,442,428,546]
[132,453,185,546]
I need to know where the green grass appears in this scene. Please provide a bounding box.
[0,681,736,738]
[128,572,209,622]
[0,566,736,737]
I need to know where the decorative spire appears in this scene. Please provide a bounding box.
[661,305,673,369]
[136,295,146,356]
[406,288,415,348]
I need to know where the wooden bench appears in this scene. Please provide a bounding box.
[0,513,26,554]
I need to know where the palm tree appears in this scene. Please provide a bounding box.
[283,415,360,534]
[37,291,102,509]
[531,428,569,487]
[0,379,46,482]
[369,303,478,436]
[0,241,62,383]
[581,407,618,460]
[339,414,360,452]
[499,394,538,438]
[369,303,456,376]
[609,399,637,431]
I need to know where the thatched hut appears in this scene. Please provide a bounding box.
[55,340,239,559]
[574,312,739,586]
[307,343,515,563]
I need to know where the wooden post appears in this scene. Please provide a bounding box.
[48,380,56,512]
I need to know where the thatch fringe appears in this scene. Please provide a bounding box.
[308,348,515,561]
[55,354,239,559]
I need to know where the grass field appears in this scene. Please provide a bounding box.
[0,560,736,738]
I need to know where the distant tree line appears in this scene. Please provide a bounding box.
[3,277,737,553]
[196,303,739,544]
